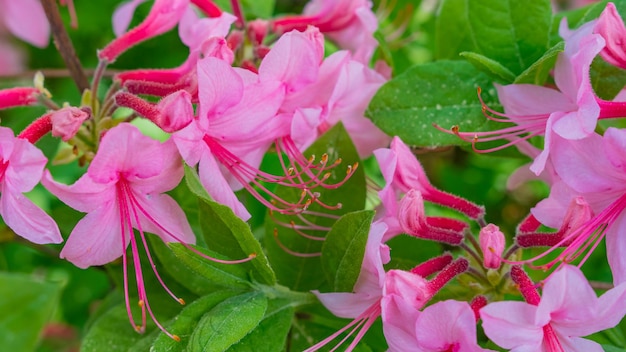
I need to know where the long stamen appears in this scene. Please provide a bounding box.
[273,229,321,257]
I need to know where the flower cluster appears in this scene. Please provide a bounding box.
[2,0,626,351]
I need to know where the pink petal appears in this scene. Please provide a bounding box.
[314,291,376,319]
[2,0,50,48]
[258,28,322,93]
[41,170,113,213]
[290,107,324,151]
[88,124,166,184]
[60,202,127,268]
[0,190,61,244]
[197,149,251,221]
[603,127,626,173]
[416,300,484,352]
[3,135,47,193]
[134,193,195,244]
[0,40,24,75]
[112,0,149,37]
[178,9,235,51]
[558,337,604,352]
[606,214,626,285]
[595,2,626,70]
[380,295,419,352]
[480,301,544,350]
[196,57,244,128]
[496,84,574,118]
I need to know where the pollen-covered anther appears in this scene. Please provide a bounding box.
[177,298,186,305]
[248,253,257,259]
[138,300,145,308]
[173,335,181,342]
[320,153,329,164]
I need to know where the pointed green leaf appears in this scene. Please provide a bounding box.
[150,235,236,295]
[366,60,501,147]
[184,165,276,286]
[198,199,276,286]
[591,57,626,100]
[460,51,516,83]
[226,299,295,352]
[151,291,238,351]
[321,210,375,292]
[514,41,564,84]
[436,0,551,74]
[189,292,268,352]
[264,123,366,291]
[168,243,251,290]
[0,273,63,352]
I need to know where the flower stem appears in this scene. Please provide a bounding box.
[41,0,90,92]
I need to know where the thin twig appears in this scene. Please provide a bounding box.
[0,69,122,81]
[41,0,90,92]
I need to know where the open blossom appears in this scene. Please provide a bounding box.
[42,123,195,337]
[529,128,626,284]
[173,56,287,220]
[272,0,378,63]
[448,16,625,175]
[481,265,626,351]
[0,127,61,244]
[259,27,389,157]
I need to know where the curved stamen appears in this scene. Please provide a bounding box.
[273,229,321,257]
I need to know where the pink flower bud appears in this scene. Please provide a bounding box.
[50,107,90,141]
[479,224,505,269]
[0,87,39,110]
[383,270,430,310]
[247,19,269,45]
[595,2,626,70]
[398,188,426,235]
[155,90,194,133]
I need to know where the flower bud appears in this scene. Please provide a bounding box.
[51,107,90,141]
[398,188,426,235]
[479,224,505,269]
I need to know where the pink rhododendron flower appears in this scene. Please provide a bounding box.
[173,56,287,220]
[42,123,195,337]
[259,27,389,157]
[481,265,626,351]
[115,90,194,133]
[272,0,378,63]
[0,127,61,244]
[449,17,626,175]
[0,0,50,48]
[528,128,626,284]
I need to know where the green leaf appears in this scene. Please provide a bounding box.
[264,123,367,291]
[168,243,252,290]
[81,291,182,352]
[591,57,626,100]
[0,273,63,352]
[199,199,276,286]
[151,291,238,351]
[226,299,295,352]
[514,41,565,84]
[150,235,235,295]
[436,0,552,74]
[184,165,276,286]
[366,60,501,147]
[212,0,275,18]
[602,345,626,352]
[321,210,375,292]
[189,292,268,352]
[460,51,516,83]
